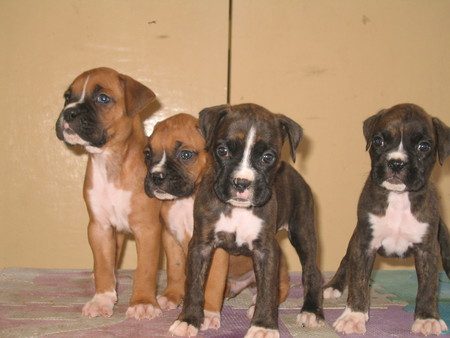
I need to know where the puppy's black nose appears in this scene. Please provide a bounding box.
[152,172,166,186]
[388,159,406,172]
[233,178,251,192]
[63,108,79,122]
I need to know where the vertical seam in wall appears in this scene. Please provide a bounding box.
[226,0,233,104]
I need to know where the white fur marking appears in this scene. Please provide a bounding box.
[235,127,256,181]
[151,151,166,173]
[245,326,280,338]
[323,287,342,299]
[386,139,407,162]
[167,197,194,245]
[381,181,406,192]
[214,208,263,249]
[87,151,132,232]
[333,307,368,334]
[369,192,428,256]
[64,75,90,109]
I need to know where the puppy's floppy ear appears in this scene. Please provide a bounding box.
[277,114,303,162]
[120,74,156,117]
[199,104,230,151]
[363,109,385,151]
[432,117,450,165]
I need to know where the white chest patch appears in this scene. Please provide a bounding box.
[166,197,194,245]
[87,152,132,232]
[369,192,428,256]
[214,208,263,250]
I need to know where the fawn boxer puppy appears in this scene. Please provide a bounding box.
[324,103,450,335]
[169,104,324,337]
[55,67,162,319]
[144,113,290,330]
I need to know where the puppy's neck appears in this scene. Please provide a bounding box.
[87,117,147,183]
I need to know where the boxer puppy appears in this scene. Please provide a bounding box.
[144,113,290,330]
[169,104,324,337]
[55,67,162,319]
[324,103,450,335]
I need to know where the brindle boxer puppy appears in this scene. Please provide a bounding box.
[169,104,324,337]
[55,67,162,319]
[324,103,450,335]
[144,113,290,330]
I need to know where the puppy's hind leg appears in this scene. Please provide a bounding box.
[323,239,353,299]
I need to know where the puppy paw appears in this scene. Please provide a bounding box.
[126,303,162,320]
[333,308,368,334]
[296,312,325,328]
[323,286,342,299]
[200,310,221,331]
[244,326,280,338]
[169,320,199,337]
[82,291,117,317]
[157,295,179,310]
[411,318,448,336]
[246,294,258,318]
[247,305,256,319]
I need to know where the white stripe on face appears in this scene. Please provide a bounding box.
[64,75,90,110]
[234,127,256,181]
[386,137,408,162]
[151,151,166,173]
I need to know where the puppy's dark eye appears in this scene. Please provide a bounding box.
[217,146,229,158]
[417,141,431,152]
[96,94,111,104]
[179,150,193,161]
[143,149,152,161]
[262,152,275,165]
[373,136,384,147]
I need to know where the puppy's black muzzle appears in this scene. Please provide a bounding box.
[152,172,166,186]
[388,159,407,173]
[232,178,251,192]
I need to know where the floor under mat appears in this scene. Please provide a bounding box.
[0,268,448,337]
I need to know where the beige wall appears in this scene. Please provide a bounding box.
[1,0,449,272]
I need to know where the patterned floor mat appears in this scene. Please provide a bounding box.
[0,268,448,337]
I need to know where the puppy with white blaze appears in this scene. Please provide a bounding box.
[324,103,450,336]
[169,103,324,337]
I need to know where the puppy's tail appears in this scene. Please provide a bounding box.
[438,219,450,279]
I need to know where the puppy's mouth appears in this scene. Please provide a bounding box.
[153,189,176,201]
[228,190,253,207]
[382,175,406,192]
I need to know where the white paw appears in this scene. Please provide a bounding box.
[323,287,342,299]
[82,291,117,317]
[126,303,162,320]
[247,305,256,319]
[200,310,221,331]
[333,307,368,334]
[296,312,325,328]
[169,320,199,337]
[411,318,448,336]
[244,325,280,338]
[157,295,178,310]
[246,294,257,319]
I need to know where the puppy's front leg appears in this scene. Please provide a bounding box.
[158,226,186,310]
[333,230,375,335]
[412,245,448,335]
[245,236,280,338]
[82,221,117,318]
[169,239,213,337]
[126,218,162,320]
